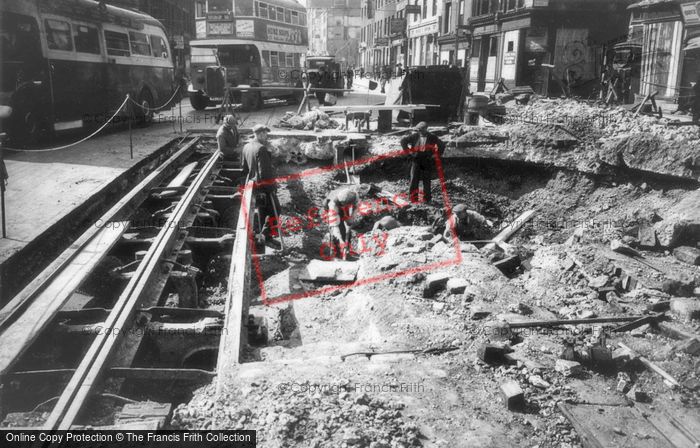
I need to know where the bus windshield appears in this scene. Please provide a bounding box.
[1,13,42,90]
[307,59,332,69]
[191,47,218,64]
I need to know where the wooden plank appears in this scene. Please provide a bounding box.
[483,210,535,252]
[558,403,674,448]
[508,315,644,328]
[154,162,197,198]
[0,223,128,376]
[0,138,199,331]
[216,184,255,394]
[618,342,680,388]
[318,104,439,112]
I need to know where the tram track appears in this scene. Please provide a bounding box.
[0,135,255,430]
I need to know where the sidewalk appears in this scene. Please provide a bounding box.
[0,118,185,264]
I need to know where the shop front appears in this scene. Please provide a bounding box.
[408,18,439,66]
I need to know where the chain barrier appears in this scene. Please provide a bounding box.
[4,95,131,153]
[128,85,181,112]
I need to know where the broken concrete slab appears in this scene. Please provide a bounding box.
[673,246,700,265]
[670,297,700,321]
[555,359,583,377]
[500,380,525,411]
[470,305,491,320]
[638,224,658,248]
[653,190,700,248]
[589,275,609,289]
[300,260,359,282]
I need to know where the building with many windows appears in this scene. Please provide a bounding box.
[307,0,363,67]
[467,0,632,95]
[627,0,700,108]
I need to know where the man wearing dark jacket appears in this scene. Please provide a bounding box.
[400,121,445,203]
[243,124,280,242]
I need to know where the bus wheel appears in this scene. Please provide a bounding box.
[242,91,262,111]
[189,92,208,111]
[10,109,42,147]
[136,91,154,126]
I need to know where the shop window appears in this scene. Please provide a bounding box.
[507,41,514,52]
[46,19,73,51]
[489,36,498,56]
[196,1,206,18]
[75,24,100,54]
[104,30,129,56]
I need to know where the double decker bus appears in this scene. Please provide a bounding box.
[0,0,175,146]
[188,0,308,110]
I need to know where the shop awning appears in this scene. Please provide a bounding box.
[684,36,700,50]
[627,0,680,10]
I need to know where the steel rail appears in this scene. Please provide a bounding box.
[0,137,201,379]
[43,150,221,430]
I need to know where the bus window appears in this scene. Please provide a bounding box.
[286,53,294,67]
[277,7,284,21]
[269,5,276,21]
[151,35,169,58]
[285,9,291,23]
[1,14,40,63]
[208,0,232,12]
[300,13,306,26]
[270,51,278,67]
[105,30,130,57]
[291,11,299,25]
[259,3,268,19]
[294,53,300,67]
[129,32,151,56]
[279,52,286,67]
[46,19,73,51]
[75,25,100,54]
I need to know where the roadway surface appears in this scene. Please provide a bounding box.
[0,78,388,265]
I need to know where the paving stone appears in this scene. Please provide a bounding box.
[637,224,657,248]
[589,275,609,289]
[528,375,550,389]
[625,385,651,403]
[500,380,525,411]
[446,277,468,294]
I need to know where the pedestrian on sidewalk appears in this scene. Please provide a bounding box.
[400,121,445,203]
[346,66,354,90]
[314,66,330,106]
[242,124,281,245]
[216,114,240,163]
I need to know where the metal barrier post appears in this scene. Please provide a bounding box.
[127,94,133,159]
[179,96,183,134]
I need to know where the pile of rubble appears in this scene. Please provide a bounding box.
[171,381,422,448]
[277,109,341,131]
[450,97,700,179]
[268,137,336,164]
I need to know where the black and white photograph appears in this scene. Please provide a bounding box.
[0,0,699,447]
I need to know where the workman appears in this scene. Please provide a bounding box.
[216,114,240,163]
[324,184,372,260]
[399,121,445,203]
[243,124,280,244]
[435,204,494,240]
